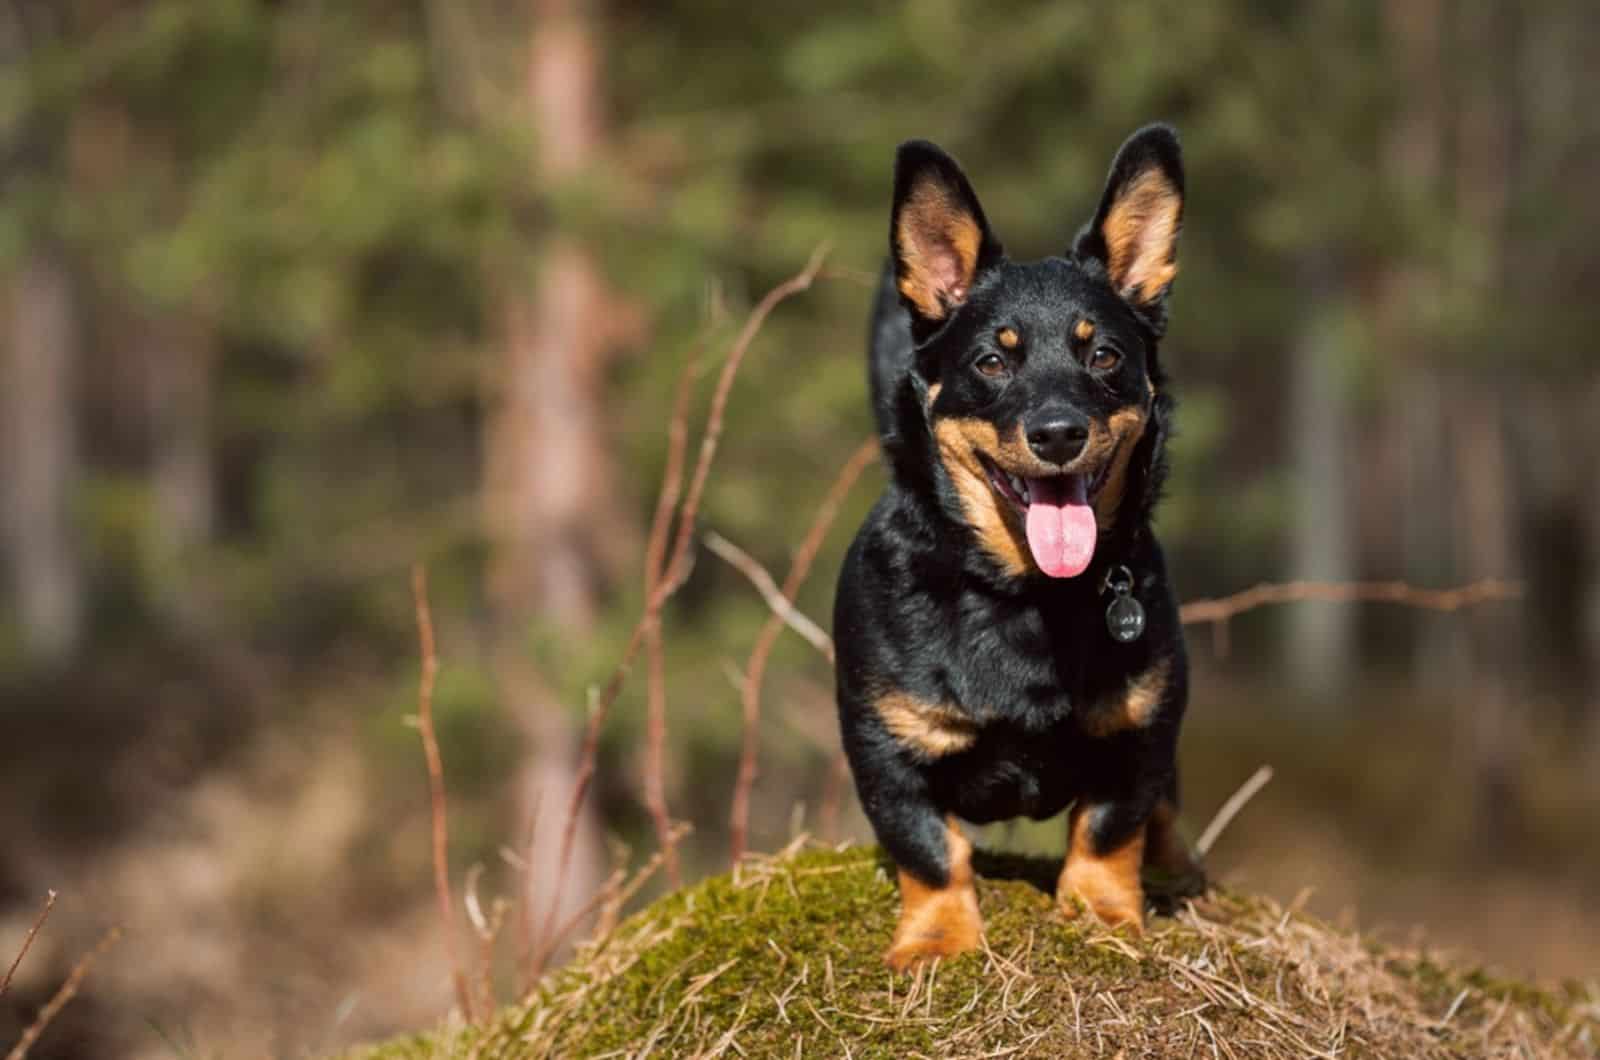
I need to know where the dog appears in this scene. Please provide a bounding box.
[834,125,1203,970]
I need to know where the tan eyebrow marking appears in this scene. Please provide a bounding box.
[996,326,1020,349]
[1074,318,1096,342]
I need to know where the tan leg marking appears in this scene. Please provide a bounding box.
[875,691,979,759]
[886,817,983,971]
[1058,803,1145,931]
[1079,657,1171,738]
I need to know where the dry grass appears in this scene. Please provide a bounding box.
[348,841,1598,1059]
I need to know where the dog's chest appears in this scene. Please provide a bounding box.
[937,594,1110,731]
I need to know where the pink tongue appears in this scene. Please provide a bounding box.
[1024,475,1096,578]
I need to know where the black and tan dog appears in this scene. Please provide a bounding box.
[835,125,1203,970]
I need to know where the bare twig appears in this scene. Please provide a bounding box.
[463,864,508,1022]
[661,243,831,596]
[528,821,690,979]
[641,332,709,892]
[1196,765,1275,857]
[704,533,836,662]
[1,890,55,1000]
[535,246,830,974]
[1179,577,1520,652]
[722,437,878,863]
[512,786,541,990]
[411,565,474,1023]
[5,925,120,1060]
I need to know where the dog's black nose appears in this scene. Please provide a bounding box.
[1026,417,1089,465]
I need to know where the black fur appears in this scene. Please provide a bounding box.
[836,126,1191,893]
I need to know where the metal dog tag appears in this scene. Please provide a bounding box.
[1102,565,1146,643]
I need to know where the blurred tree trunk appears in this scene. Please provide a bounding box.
[1450,0,1525,850]
[0,2,84,665]
[140,316,215,628]
[1285,257,1354,703]
[1378,0,1460,692]
[482,0,634,943]
[1450,388,1522,846]
[2,250,85,665]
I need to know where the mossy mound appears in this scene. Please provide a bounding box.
[350,843,1598,1059]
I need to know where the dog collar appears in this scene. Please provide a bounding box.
[1099,564,1146,643]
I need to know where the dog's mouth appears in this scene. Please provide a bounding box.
[979,455,1114,580]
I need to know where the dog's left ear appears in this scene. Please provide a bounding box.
[1076,125,1184,324]
[890,140,1004,331]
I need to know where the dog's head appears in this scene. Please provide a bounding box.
[889,126,1183,580]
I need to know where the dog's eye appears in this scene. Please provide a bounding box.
[975,353,1008,378]
[1089,347,1122,372]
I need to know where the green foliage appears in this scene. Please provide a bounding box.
[6,0,1596,895]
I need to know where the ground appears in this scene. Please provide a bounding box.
[345,842,1599,1059]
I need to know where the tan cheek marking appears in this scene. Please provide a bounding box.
[875,691,980,759]
[925,381,942,409]
[1074,318,1095,342]
[932,417,1034,578]
[1103,168,1181,304]
[1092,406,1149,530]
[1080,657,1170,737]
[1059,803,1146,931]
[887,817,982,970]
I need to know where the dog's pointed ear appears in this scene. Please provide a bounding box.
[1076,125,1184,317]
[891,140,1003,329]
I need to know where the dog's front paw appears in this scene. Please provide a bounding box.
[1056,871,1145,935]
[885,874,983,971]
[1060,803,1148,931]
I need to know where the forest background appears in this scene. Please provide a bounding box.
[2,1,1596,1055]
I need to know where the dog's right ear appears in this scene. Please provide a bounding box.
[891,141,1003,331]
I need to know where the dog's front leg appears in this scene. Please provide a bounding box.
[880,810,982,971]
[1058,795,1154,931]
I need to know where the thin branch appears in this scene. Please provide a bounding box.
[512,786,541,991]
[641,331,709,892]
[411,565,474,1024]
[1196,765,1275,857]
[1,890,55,999]
[662,242,831,596]
[1179,578,1520,628]
[704,533,835,662]
[4,925,120,1060]
[535,245,830,976]
[721,436,878,863]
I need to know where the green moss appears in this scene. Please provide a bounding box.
[346,846,1599,1059]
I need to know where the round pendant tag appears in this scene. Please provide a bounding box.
[1105,593,1146,643]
